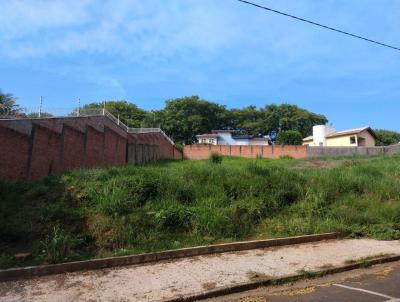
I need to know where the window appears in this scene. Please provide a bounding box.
[201,139,206,144]
[350,136,356,144]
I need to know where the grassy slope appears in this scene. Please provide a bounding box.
[1,155,400,269]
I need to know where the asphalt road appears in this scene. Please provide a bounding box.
[204,261,400,302]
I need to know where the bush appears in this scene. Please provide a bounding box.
[276,130,303,145]
[209,152,222,164]
[155,204,194,232]
[41,226,77,264]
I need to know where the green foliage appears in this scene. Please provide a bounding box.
[152,96,230,144]
[276,130,303,145]
[0,89,22,116]
[77,100,147,128]
[155,204,194,232]
[375,129,400,146]
[40,227,77,264]
[27,112,54,118]
[210,152,223,164]
[152,99,327,144]
[3,154,400,269]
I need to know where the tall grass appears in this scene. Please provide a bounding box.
[1,155,400,268]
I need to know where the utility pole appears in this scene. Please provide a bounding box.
[39,96,43,118]
[102,101,106,115]
[77,98,81,117]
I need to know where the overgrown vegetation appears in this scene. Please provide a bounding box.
[1,155,400,269]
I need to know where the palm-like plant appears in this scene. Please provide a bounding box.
[0,90,21,116]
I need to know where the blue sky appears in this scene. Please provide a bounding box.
[1,0,399,130]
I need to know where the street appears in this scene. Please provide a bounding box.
[204,261,400,302]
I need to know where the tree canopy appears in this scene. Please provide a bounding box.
[0,90,22,116]
[77,101,147,128]
[275,130,303,145]
[375,129,400,146]
[150,98,328,144]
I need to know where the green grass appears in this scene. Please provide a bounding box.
[1,155,400,269]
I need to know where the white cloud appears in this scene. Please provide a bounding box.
[0,0,324,61]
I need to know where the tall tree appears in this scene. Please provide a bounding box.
[77,100,146,128]
[155,96,230,144]
[260,104,328,139]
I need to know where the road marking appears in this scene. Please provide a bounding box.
[333,283,399,300]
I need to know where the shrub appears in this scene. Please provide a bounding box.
[276,130,303,145]
[155,204,194,232]
[209,152,222,164]
[41,226,77,264]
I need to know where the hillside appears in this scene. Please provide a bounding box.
[1,155,400,269]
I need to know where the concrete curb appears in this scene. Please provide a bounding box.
[160,254,400,302]
[0,232,341,282]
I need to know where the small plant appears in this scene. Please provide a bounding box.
[209,152,222,164]
[155,205,194,232]
[41,226,75,264]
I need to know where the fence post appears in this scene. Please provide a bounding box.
[38,96,43,118]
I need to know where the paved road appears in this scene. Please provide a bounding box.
[205,261,400,302]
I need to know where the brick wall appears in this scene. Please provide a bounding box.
[0,125,30,181]
[183,144,308,160]
[61,125,85,171]
[28,125,62,180]
[0,116,181,181]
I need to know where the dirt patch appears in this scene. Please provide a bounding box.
[202,282,217,290]
[301,160,340,169]
[375,266,394,279]
[239,297,267,302]
[246,271,271,281]
[270,286,316,297]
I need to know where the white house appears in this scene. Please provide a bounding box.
[196,130,271,146]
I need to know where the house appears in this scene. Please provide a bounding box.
[303,125,376,147]
[196,130,271,145]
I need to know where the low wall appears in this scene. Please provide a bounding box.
[183,144,400,160]
[307,144,400,157]
[183,145,307,160]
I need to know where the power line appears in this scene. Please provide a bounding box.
[236,0,400,52]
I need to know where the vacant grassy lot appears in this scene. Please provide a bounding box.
[1,155,400,268]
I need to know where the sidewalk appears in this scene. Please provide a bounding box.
[1,239,399,302]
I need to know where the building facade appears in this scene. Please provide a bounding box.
[196,130,271,146]
[303,125,376,147]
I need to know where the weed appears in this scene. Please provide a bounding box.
[40,226,77,264]
[209,152,222,164]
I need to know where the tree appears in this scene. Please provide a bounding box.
[155,96,230,144]
[76,100,146,128]
[229,106,264,136]
[275,130,303,145]
[375,129,400,146]
[0,90,22,116]
[27,112,54,118]
[260,104,328,139]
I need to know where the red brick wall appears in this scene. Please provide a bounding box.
[0,116,180,181]
[29,125,62,180]
[62,125,85,171]
[0,125,30,181]
[84,126,104,168]
[183,145,307,160]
